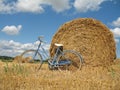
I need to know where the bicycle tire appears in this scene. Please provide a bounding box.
[21,50,43,70]
[57,50,83,71]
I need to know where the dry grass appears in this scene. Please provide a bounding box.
[0,59,120,90]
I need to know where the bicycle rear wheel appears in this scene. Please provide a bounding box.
[57,50,83,71]
[21,50,43,70]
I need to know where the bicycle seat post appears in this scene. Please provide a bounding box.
[54,43,63,55]
[52,43,63,64]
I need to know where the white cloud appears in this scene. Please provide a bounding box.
[111,28,120,37]
[115,39,119,43]
[73,0,106,12]
[0,0,15,14]
[110,17,120,44]
[0,0,70,14]
[0,0,44,14]
[16,0,44,13]
[1,25,22,35]
[112,17,120,27]
[0,0,113,14]
[111,28,120,44]
[41,0,71,12]
[0,40,50,57]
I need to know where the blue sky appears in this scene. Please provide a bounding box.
[0,0,120,58]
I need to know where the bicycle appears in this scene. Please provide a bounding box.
[20,36,84,71]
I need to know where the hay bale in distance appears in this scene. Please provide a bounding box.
[13,55,32,63]
[50,18,116,66]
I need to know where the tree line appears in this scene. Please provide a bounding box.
[0,56,14,62]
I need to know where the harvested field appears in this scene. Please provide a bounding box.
[50,18,116,67]
[3,18,119,90]
[0,60,120,90]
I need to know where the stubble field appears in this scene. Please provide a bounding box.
[0,59,120,90]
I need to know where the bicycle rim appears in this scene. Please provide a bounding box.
[21,50,43,70]
[57,50,83,71]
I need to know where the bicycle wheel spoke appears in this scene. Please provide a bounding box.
[57,50,83,71]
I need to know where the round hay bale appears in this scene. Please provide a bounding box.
[50,18,116,67]
[13,55,32,63]
[13,55,23,63]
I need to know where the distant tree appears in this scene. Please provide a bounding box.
[0,56,14,62]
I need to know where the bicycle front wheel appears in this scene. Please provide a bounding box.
[57,50,83,71]
[21,50,43,70]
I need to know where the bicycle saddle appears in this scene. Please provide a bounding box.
[54,43,63,47]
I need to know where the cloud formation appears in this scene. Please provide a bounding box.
[111,28,120,37]
[41,0,70,13]
[1,25,22,35]
[16,0,44,13]
[111,17,120,37]
[0,0,14,14]
[111,17,120,43]
[73,0,106,12]
[0,0,70,14]
[0,40,50,57]
[115,39,119,43]
[0,0,111,14]
[112,17,120,27]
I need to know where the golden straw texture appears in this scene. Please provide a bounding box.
[50,18,116,67]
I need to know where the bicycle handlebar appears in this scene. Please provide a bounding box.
[38,36,46,43]
[38,36,44,40]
